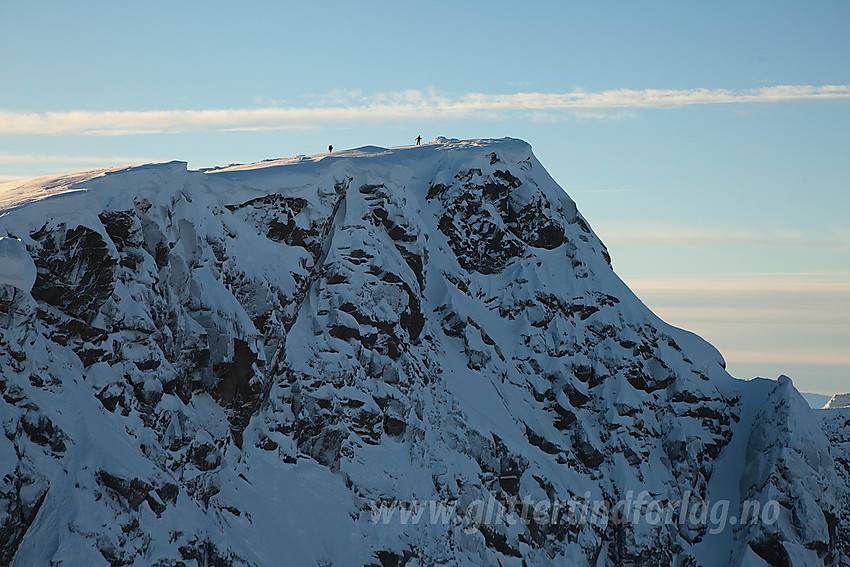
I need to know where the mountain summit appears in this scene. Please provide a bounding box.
[0,138,844,566]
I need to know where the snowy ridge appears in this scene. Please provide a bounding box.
[0,138,842,566]
[824,394,850,409]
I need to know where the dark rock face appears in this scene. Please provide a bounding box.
[427,165,573,274]
[30,224,117,322]
[0,140,840,566]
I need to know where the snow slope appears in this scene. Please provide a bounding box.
[0,237,36,292]
[0,138,842,566]
[825,394,850,409]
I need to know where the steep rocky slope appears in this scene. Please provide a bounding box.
[818,408,850,566]
[0,138,841,566]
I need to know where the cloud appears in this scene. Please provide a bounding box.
[623,272,850,379]
[723,349,850,367]
[0,84,848,136]
[625,272,850,294]
[594,223,850,249]
[573,108,640,122]
[0,153,148,165]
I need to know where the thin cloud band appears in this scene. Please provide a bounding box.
[1,84,848,136]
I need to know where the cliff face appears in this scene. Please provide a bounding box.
[819,407,850,565]
[0,138,841,566]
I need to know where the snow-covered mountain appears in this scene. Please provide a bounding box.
[0,138,844,566]
[801,392,833,409]
[825,394,850,410]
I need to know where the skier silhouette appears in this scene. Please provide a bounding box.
[415,135,422,146]
[328,145,333,153]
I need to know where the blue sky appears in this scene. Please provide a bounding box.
[1,1,848,395]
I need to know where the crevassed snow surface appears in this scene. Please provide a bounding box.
[0,138,843,566]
